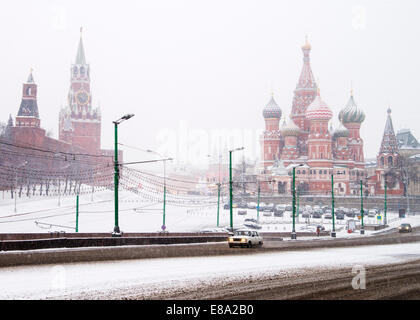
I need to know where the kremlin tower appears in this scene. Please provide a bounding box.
[59,28,101,153]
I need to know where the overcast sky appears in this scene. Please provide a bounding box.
[0,0,419,168]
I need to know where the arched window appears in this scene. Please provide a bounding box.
[388,156,393,166]
[380,157,385,166]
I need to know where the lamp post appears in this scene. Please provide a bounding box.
[384,178,387,225]
[360,179,365,235]
[146,149,170,232]
[257,182,261,223]
[229,147,244,232]
[291,164,303,239]
[330,170,343,238]
[112,113,135,236]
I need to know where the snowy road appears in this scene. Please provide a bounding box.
[1,242,420,299]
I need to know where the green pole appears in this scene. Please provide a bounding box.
[297,190,300,217]
[257,183,260,222]
[113,122,120,235]
[384,180,387,225]
[76,194,79,233]
[331,173,336,237]
[360,179,364,234]
[291,167,296,239]
[216,183,220,227]
[229,150,233,231]
[162,160,166,230]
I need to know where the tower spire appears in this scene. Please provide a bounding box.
[75,27,86,65]
[379,108,399,154]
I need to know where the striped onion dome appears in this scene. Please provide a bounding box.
[305,90,333,121]
[281,118,301,136]
[339,93,365,124]
[263,96,282,119]
[333,122,349,138]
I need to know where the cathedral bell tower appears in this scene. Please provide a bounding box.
[59,28,101,153]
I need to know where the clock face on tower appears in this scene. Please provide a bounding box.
[76,90,89,105]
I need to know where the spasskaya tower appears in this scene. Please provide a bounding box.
[59,28,101,153]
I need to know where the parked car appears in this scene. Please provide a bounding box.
[247,202,257,209]
[223,204,229,210]
[263,211,272,217]
[274,204,286,214]
[336,213,345,220]
[285,204,293,211]
[312,212,322,219]
[398,223,412,233]
[228,230,263,248]
[302,211,311,218]
[258,202,267,211]
[238,210,247,215]
[368,210,376,218]
[324,213,333,219]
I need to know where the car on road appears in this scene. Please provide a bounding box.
[398,223,412,233]
[238,210,247,215]
[228,230,263,248]
[223,204,229,210]
[244,218,262,230]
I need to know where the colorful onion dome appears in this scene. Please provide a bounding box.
[305,89,333,120]
[263,95,282,119]
[339,92,365,124]
[281,118,301,136]
[333,122,349,138]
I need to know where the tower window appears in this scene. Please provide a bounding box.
[380,157,384,166]
[388,156,393,166]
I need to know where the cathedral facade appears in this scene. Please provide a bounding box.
[259,38,366,196]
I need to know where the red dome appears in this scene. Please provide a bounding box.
[305,92,333,121]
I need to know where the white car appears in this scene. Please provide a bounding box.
[228,230,263,248]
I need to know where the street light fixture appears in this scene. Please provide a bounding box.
[291,163,303,240]
[112,113,135,237]
[229,147,244,232]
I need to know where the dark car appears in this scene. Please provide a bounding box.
[312,212,322,219]
[223,204,229,210]
[398,223,412,233]
[238,210,247,215]
[336,213,345,220]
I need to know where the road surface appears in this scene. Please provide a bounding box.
[1,240,420,299]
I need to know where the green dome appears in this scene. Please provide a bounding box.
[339,94,365,124]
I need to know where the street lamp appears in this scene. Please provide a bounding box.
[146,149,172,232]
[112,113,135,236]
[291,164,303,240]
[229,147,244,232]
[360,179,365,235]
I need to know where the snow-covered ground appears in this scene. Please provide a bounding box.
[0,189,419,236]
[0,242,419,299]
